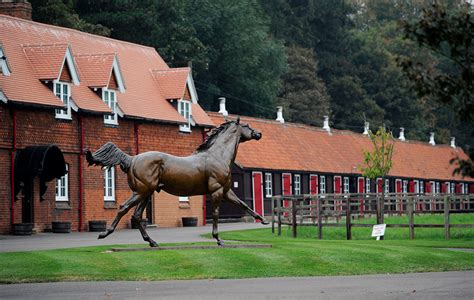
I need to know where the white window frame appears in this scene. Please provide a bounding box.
[103,89,118,125]
[430,181,436,195]
[385,179,390,194]
[55,164,69,201]
[420,180,424,194]
[461,183,466,194]
[414,180,419,194]
[104,167,116,201]
[403,180,408,193]
[365,178,371,194]
[54,80,71,119]
[265,173,272,198]
[450,182,455,194]
[0,47,11,76]
[320,176,326,194]
[343,177,350,194]
[294,174,301,195]
[179,196,189,202]
[178,99,192,132]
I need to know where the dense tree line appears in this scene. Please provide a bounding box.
[29,0,472,159]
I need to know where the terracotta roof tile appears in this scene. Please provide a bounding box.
[151,67,189,100]
[192,103,214,127]
[0,15,209,123]
[208,112,473,182]
[74,53,115,88]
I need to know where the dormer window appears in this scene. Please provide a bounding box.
[178,99,191,132]
[0,46,11,76]
[103,89,118,125]
[54,80,71,119]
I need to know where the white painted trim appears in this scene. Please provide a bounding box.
[179,196,189,202]
[104,167,116,201]
[333,176,342,194]
[281,173,292,196]
[252,171,264,218]
[365,178,371,194]
[53,80,72,120]
[357,177,365,193]
[343,176,350,194]
[430,181,436,195]
[55,164,69,201]
[0,46,11,76]
[309,174,318,195]
[294,174,301,195]
[70,97,79,112]
[102,88,118,125]
[0,89,7,103]
[187,72,199,104]
[413,180,420,194]
[178,99,191,132]
[319,175,326,194]
[110,55,126,93]
[264,172,273,198]
[403,180,408,193]
[58,46,80,85]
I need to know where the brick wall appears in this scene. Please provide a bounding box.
[0,104,206,234]
[0,1,32,20]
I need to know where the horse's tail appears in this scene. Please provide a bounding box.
[86,142,132,173]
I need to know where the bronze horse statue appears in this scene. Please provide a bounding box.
[86,118,267,247]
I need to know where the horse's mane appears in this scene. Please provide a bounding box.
[195,121,236,153]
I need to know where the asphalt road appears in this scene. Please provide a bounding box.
[1,271,473,299]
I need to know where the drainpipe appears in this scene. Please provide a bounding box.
[78,115,84,232]
[10,109,16,229]
[202,128,207,225]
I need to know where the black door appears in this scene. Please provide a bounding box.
[22,178,34,223]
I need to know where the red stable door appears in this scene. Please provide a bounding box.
[252,172,264,222]
[309,174,318,216]
[334,176,342,211]
[357,177,365,215]
[395,179,402,214]
[282,173,292,217]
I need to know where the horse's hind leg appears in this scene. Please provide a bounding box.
[225,189,268,224]
[132,195,158,247]
[211,188,224,246]
[98,192,141,239]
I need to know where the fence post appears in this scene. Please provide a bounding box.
[346,197,352,240]
[292,199,297,238]
[408,197,414,240]
[444,195,450,240]
[317,197,323,240]
[277,196,282,236]
[271,196,275,234]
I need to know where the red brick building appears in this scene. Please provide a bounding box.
[0,13,214,234]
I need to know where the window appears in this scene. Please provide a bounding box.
[103,89,117,125]
[414,180,419,194]
[385,179,389,193]
[420,181,424,194]
[430,181,436,195]
[54,80,71,119]
[104,167,115,201]
[450,182,455,194]
[320,176,326,194]
[55,164,69,201]
[265,173,272,197]
[343,177,349,194]
[435,182,440,194]
[294,174,301,195]
[179,196,189,202]
[178,100,191,132]
[403,180,408,193]
[366,178,371,194]
[461,183,466,194]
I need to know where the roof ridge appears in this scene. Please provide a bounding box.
[1,15,157,52]
[22,43,68,48]
[75,53,116,57]
[151,67,190,73]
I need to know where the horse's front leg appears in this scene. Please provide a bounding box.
[211,188,224,246]
[132,195,158,247]
[225,189,269,224]
[98,192,141,239]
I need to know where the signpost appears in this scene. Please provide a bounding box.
[371,224,386,241]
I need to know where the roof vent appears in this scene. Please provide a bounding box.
[218,97,228,117]
[363,122,369,135]
[429,132,436,146]
[450,137,456,148]
[276,106,284,123]
[323,115,331,133]
[399,127,406,141]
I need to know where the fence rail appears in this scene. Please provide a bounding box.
[271,193,474,240]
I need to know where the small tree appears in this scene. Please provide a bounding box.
[360,126,395,227]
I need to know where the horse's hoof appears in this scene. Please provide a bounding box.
[260,219,269,225]
[97,232,108,239]
[149,241,159,248]
[217,240,225,247]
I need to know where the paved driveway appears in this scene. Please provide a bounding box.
[1,271,473,299]
[0,223,263,252]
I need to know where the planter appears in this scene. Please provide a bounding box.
[51,221,71,233]
[88,220,106,232]
[12,223,33,236]
[131,219,147,229]
[182,217,198,227]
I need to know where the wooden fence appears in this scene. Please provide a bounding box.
[271,193,474,240]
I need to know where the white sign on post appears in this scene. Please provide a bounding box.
[371,224,386,240]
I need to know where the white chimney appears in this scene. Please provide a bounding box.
[429,132,436,146]
[218,97,228,117]
[450,137,456,148]
[276,106,284,123]
[399,127,406,141]
[363,122,369,135]
[323,115,331,133]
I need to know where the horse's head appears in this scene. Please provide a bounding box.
[236,117,262,142]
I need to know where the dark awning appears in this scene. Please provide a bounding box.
[15,145,67,200]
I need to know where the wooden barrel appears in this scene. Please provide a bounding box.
[12,223,33,235]
[51,221,71,233]
[88,220,106,232]
[182,217,198,227]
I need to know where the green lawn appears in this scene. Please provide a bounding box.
[0,215,473,283]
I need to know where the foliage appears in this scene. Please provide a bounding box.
[277,46,330,125]
[398,3,474,177]
[360,126,395,180]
